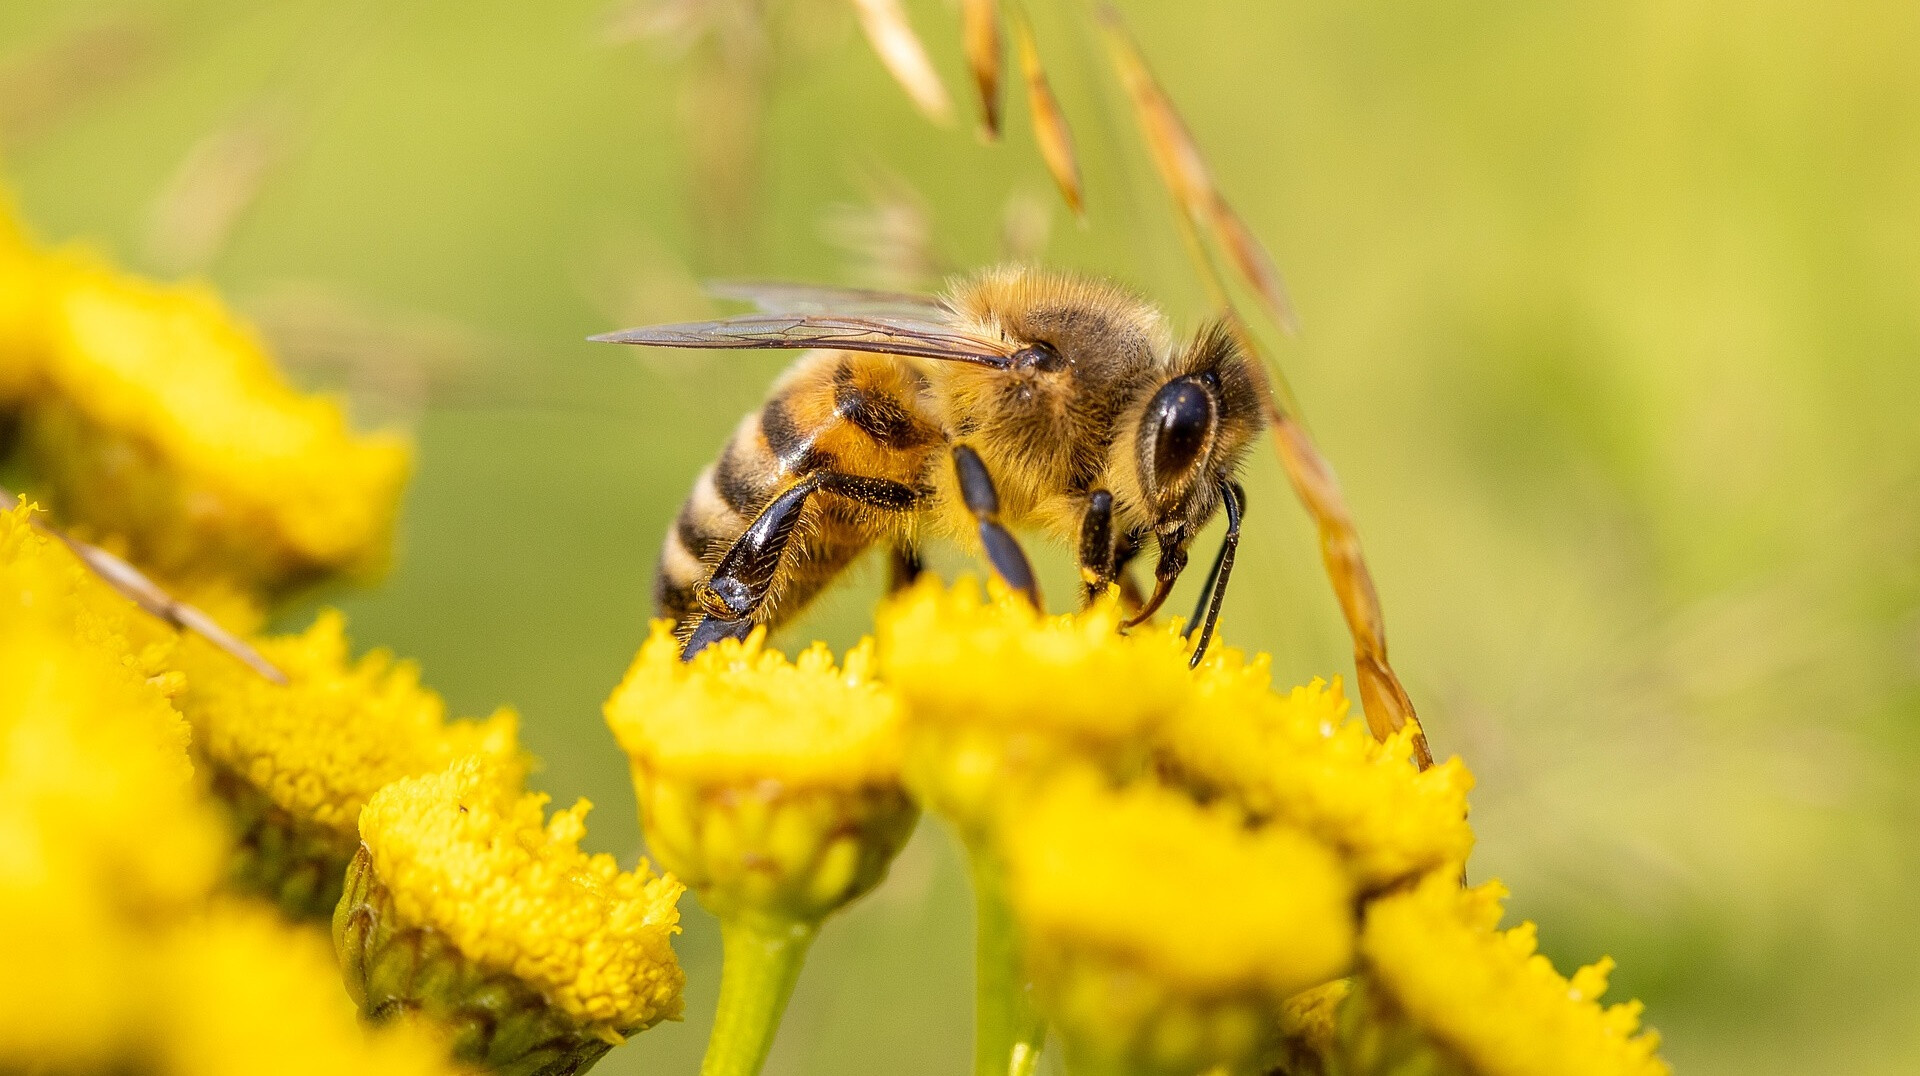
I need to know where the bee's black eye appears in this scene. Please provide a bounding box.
[1140,376,1218,497]
[1012,341,1066,372]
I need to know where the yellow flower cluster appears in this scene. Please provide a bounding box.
[0,505,458,1076]
[1357,874,1670,1076]
[1158,648,1475,890]
[355,757,687,1035]
[0,199,409,597]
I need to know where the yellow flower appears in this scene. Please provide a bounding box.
[1157,647,1475,890]
[1354,873,1669,1076]
[0,507,227,1068]
[1003,772,1355,1076]
[605,623,917,924]
[344,756,685,1061]
[158,903,461,1076]
[172,610,521,917]
[9,243,409,595]
[877,576,1191,834]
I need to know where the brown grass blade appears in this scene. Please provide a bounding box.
[1010,6,1084,218]
[2,488,288,685]
[1095,5,1298,334]
[851,0,954,125]
[961,0,1003,139]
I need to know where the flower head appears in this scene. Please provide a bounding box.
[605,623,917,925]
[1158,647,1475,890]
[1355,873,1669,1076]
[174,611,522,916]
[1004,772,1355,1075]
[877,576,1192,833]
[8,243,409,594]
[344,757,685,1055]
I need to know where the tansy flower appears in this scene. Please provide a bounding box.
[876,576,1197,1076]
[6,243,409,597]
[1003,772,1355,1076]
[0,508,226,1068]
[1344,873,1670,1076]
[878,576,1192,832]
[157,903,461,1076]
[339,757,685,1074]
[604,624,917,1076]
[172,611,523,918]
[1157,647,1475,891]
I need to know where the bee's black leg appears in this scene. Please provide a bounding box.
[887,544,924,593]
[1183,481,1244,668]
[952,444,1040,607]
[683,470,920,660]
[1077,490,1115,606]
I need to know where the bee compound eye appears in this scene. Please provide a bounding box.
[1142,377,1217,493]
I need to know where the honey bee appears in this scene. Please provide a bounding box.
[594,266,1265,664]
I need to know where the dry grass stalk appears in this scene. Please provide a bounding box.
[961,0,1003,138]
[1095,5,1298,335]
[1093,6,1430,766]
[851,0,954,124]
[1009,4,1084,218]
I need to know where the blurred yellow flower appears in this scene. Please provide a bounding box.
[0,506,225,1067]
[1356,873,1669,1076]
[877,576,1191,832]
[173,610,521,917]
[158,903,461,1076]
[606,623,918,924]
[347,757,685,1045]
[3,238,409,595]
[1158,648,1475,890]
[1004,772,1354,1075]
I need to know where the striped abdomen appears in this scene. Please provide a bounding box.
[655,350,944,634]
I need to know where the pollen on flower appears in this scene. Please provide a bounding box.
[605,621,904,787]
[174,610,523,835]
[157,903,460,1076]
[877,575,1193,744]
[358,757,686,1034]
[5,241,409,593]
[1159,646,1475,889]
[1004,772,1355,998]
[1361,873,1670,1076]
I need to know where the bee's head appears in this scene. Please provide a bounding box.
[1125,321,1264,536]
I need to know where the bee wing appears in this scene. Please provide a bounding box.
[704,280,948,318]
[592,313,1015,367]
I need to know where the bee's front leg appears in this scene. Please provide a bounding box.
[1076,490,1115,607]
[950,444,1040,608]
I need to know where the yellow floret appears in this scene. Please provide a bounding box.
[358,757,685,1034]
[174,609,522,835]
[1159,646,1475,890]
[1005,773,1354,998]
[1361,874,1670,1076]
[606,621,904,787]
[878,575,1192,743]
[157,904,461,1076]
[13,245,409,592]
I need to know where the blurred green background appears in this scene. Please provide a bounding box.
[5,0,1917,1072]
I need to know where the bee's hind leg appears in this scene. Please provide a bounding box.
[951,444,1040,608]
[682,470,920,660]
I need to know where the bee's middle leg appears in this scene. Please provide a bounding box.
[1077,490,1115,606]
[951,444,1040,607]
[683,470,920,660]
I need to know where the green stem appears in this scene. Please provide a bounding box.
[700,914,818,1076]
[969,851,1045,1076]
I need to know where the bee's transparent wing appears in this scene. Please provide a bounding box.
[704,280,948,318]
[592,312,1014,368]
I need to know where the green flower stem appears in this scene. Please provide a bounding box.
[969,850,1045,1076]
[700,913,818,1076]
